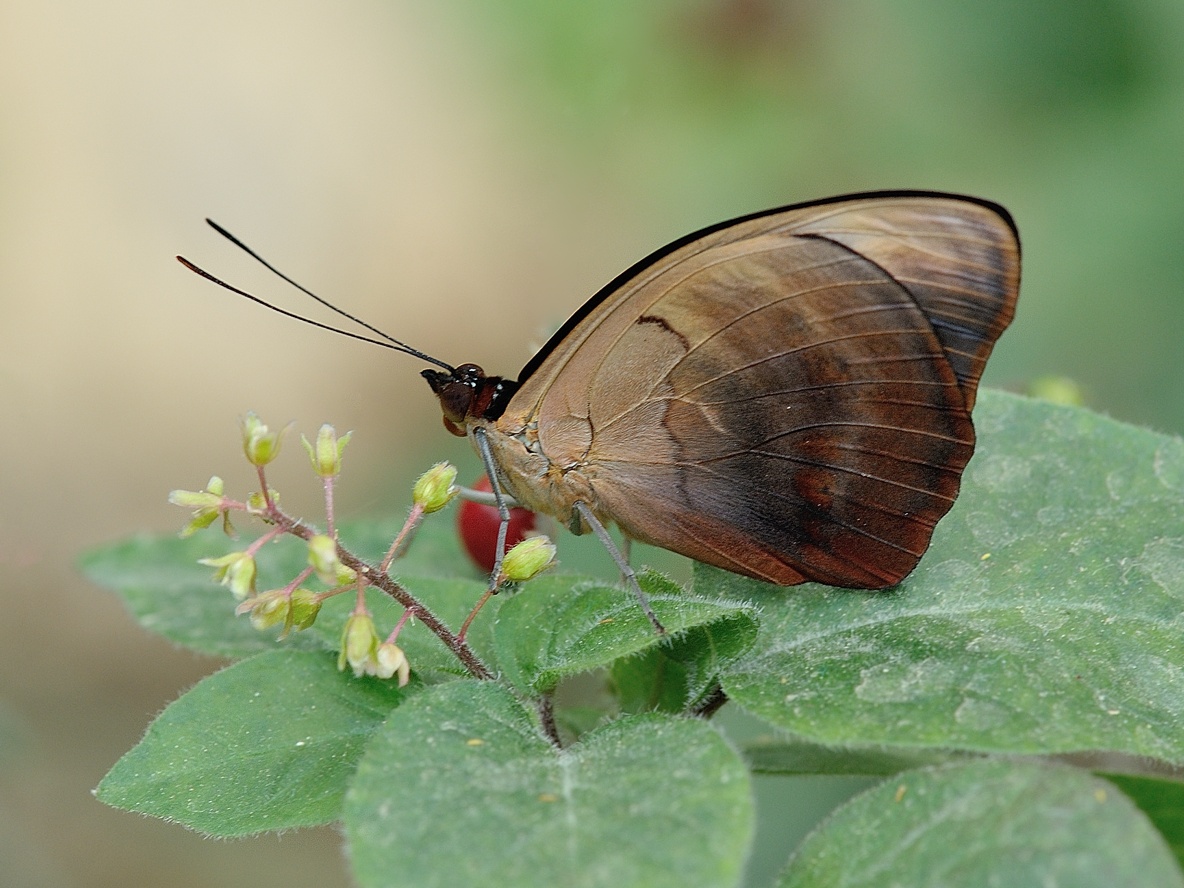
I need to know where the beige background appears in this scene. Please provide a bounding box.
[0,4,663,886]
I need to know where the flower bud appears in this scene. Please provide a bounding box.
[500,535,557,583]
[307,534,341,585]
[288,587,322,631]
[246,489,279,514]
[338,612,379,677]
[168,489,221,511]
[199,551,257,599]
[373,642,411,686]
[248,594,288,631]
[241,412,288,467]
[302,425,352,478]
[170,477,231,537]
[412,462,459,513]
[307,534,355,586]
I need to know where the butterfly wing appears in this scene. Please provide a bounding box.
[498,192,1020,588]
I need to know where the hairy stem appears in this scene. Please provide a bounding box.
[537,694,561,749]
[380,503,424,574]
[266,504,494,681]
[691,684,729,719]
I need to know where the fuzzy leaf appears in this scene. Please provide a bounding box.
[778,760,1183,887]
[95,650,407,835]
[343,680,754,888]
[1105,773,1184,872]
[493,571,758,696]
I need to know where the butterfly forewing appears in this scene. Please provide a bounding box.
[494,193,1019,588]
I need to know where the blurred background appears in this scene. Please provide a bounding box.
[2,1,1182,885]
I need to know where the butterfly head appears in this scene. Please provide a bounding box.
[422,363,519,437]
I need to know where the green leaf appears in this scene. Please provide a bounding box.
[96,649,407,835]
[80,532,323,657]
[343,681,754,888]
[715,391,1184,768]
[1105,773,1184,872]
[777,760,1184,887]
[610,646,695,714]
[493,571,758,696]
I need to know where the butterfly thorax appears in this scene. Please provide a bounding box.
[469,412,600,536]
[423,363,598,534]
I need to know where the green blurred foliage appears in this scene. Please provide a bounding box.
[441,0,1184,433]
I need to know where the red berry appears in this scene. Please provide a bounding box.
[456,475,537,573]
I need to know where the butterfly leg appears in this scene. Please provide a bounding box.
[574,502,665,635]
[471,427,514,590]
[452,430,520,641]
[618,535,641,605]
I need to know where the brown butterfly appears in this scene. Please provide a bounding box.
[181,191,1020,628]
[423,192,1019,590]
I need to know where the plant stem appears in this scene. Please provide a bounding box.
[691,684,729,718]
[257,465,274,511]
[380,503,424,573]
[537,694,561,748]
[458,590,495,643]
[323,474,337,538]
[385,606,416,645]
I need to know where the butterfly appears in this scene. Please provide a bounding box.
[182,191,1020,629]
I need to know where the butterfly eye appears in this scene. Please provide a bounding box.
[454,363,486,381]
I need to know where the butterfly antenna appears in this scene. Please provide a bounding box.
[179,219,455,372]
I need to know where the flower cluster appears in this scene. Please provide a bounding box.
[168,414,555,684]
